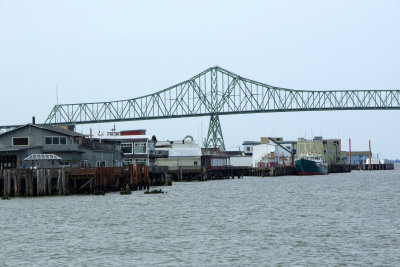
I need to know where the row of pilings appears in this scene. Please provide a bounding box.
[0,166,171,198]
[0,169,69,197]
[128,165,172,191]
[169,167,247,181]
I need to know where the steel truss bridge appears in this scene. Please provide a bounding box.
[2,66,400,149]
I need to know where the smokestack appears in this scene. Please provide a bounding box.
[32,116,36,125]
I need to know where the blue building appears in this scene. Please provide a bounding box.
[343,151,370,165]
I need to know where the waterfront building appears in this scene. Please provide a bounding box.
[0,123,122,169]
[242,137,284,156]
[155,135,201,172]
[228,153,252,168]
[252,142,294,168]
[201,147,230,171]
[98,129,167,169]
[295,137,344,165]
[242,141,258,156]
[342,151,371,165]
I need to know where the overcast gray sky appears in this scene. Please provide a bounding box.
[1,0,399,158]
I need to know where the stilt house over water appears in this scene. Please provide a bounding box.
[0,121,123,169]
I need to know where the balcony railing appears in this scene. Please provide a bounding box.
[42,144,79,152]
[80,142,115,151]
[149,150,169,158]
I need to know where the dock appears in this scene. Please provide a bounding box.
[0,165,171,197]
[351,163,394,171]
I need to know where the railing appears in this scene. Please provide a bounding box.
[150,150,169,158]
[79,142,116,151]
[42,144,79,152]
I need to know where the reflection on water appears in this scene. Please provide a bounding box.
[1,169,400,266]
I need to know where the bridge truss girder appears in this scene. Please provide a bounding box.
[16,66,400,149]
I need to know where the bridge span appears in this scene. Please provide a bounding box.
[3,66,400,149]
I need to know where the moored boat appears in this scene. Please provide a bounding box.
[295,154,328,175]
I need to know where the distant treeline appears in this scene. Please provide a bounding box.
[384,159,400,163]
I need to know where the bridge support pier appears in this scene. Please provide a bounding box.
[205,114,225,150]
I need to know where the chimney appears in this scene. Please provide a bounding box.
[32,116,36,125]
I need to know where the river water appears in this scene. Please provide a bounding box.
[1,168,400,266]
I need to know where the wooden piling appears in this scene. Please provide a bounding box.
[28,170,34,196]
[47,169,51,195]
[144,165,149,191]
[36,170,40,196]
[135,164,142,190]
[349,138,352,167]
[13,170,19,196]
[62,170,67,195]
[57,169,61,195]
[129,165,133,187]
[4,170,11,195]
[369,140,372,171]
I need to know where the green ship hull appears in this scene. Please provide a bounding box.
[295,158,328,175]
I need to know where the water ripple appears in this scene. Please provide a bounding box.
[1,168,400,266]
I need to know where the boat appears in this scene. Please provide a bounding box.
[295,153,328,175]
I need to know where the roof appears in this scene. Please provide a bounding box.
[0,145,42,152]
[225,151,243,156]
[342,151,370,156]
[243,140,295,146]
[0,124,85,137]
[24,154,62,161]
[33,124,84,137]
[99,134,156,141]
[242,141,264,145]
[120,129,146,132]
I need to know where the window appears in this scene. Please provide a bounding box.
[121,143,133,154]
[134,142,147,154]
[211,158,227,167]
[96,161,106,167]
[13,137,29,146]
[194,161,198,165]
[135,158,147,165]
[59,161,70,167]
[122,158,134,166]
[80,160,88,167]
[45,136,68,145]
[246,147,251,151]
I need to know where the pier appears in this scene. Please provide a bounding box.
[0,165,171,197]
[350,163,395,171]
[1,162,395,198]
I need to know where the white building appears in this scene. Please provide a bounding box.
[252,143,293,168]
[155,135,202,171]
[366,158,385,164]
[229,155,252,167]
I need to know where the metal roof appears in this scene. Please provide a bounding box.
[98,134,156,141]
[24,154,62,161]
[33,124,84,137]
[0,124,84,137]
